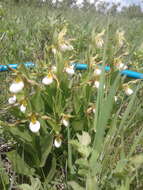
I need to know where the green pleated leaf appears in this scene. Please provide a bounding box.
[0,158,9,188]
[7,150,35,176]
[45,156,56,183]
[7,126,32,143]
[31,90,45,113]
[39,133,53,167]
[18,184,32,190]
[68,181,84,190]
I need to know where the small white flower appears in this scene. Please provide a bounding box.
[54,138,62,148]
[94,68,102,76]
[125,87,133,96]
[94,81,100,88]
[116,63,127,70]
[96,40,104,48]
[29,120,40,133]
[95,30,105,48]
[9,81,24,94]
[52,48,57,55]
[87,106,95,114]
[8,95,16,104]
[114,96,118,102]
[60,44,67,51]
[60,44,73,52]
[67,44,74,51]
[42,74,53,85]
[93,108,96,113]
[93,81,105,89]
[62,118,69,127]
[65,65,75,76]
[51,65,57,73]
[20,104,26,113]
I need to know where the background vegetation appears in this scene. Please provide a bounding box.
[1,0,143,189]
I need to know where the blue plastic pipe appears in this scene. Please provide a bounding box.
[120,70,143,79]
[73,63,143,79]
[0,62,143,79]
[0,62,35,72]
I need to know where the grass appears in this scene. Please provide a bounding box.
[0,1,143,190]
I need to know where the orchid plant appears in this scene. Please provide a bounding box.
[0,14,142,190]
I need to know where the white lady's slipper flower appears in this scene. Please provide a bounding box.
[62,118,69,127]
[8,95,16,104]
[51,65,57,73]
[94,68,102,76]
[42,77,53,85]
[116,30,125,47]
[116,63,127,70]
[20,104,26,113]
[59,43,73,52]
[29,120,40,133]
[95,30,105,48]
[65,65,75,76]
[125,87,133,96]
[93,81,105,89]
[54,137,62,148]
[42,73,53,85]
[9,80,24,94]
[87,106,95,114]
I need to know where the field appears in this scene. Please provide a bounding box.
[1,1,143,190]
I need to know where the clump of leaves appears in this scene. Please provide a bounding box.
[0,12,143,190]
